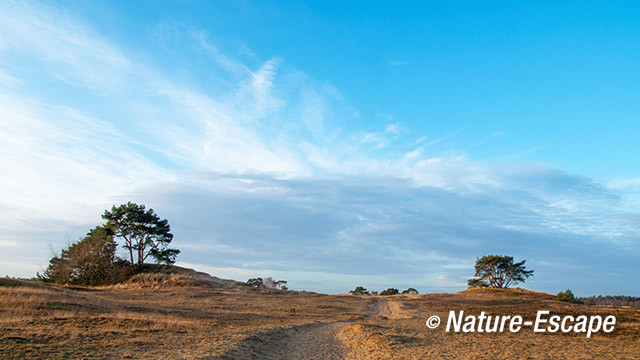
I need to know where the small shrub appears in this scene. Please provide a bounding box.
[401,287,418,294]
[288,307,296,315]
[380,288,399,296]
[557,289,576,303]
[350,286,370,295]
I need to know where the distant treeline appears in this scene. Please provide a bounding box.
[577,295,640,308]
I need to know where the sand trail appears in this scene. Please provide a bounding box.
[222,322,349,359]
[375,300,412,320]
[223,298,398,359]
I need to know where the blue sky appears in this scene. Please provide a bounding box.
[1,0,639,295]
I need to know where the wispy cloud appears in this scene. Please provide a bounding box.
[0,1,638,295]
[0,1,131,92]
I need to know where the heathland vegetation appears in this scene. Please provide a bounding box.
[4,266,640,359]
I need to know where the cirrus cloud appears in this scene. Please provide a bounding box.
[0,0,638,295]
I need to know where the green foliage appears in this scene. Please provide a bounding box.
[380,288,399,296]
[467,255,534,288]
[401,287,418,294]
[102,202,179,265]
[467,278,489,288]
[556,289,576,303]
[350,286,370,295]
[247,277,263,288]
[288,307,296,315]
[37,226,131,286]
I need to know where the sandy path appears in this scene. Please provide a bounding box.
[223,298,395,359]
[375,299,411,319]
[272,322,350,359]
[222,322,350,359]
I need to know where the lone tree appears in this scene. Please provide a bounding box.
[467,255,534,288]
[402,288,419,294]
[102,202,180,266]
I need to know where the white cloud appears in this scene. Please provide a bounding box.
[0,69,21,85]
[0,92,172,227]
[608,177,640,188]
[0,260,41,277]
[361,123,403,149]
[0,1,131,92]
[0,1,638,296]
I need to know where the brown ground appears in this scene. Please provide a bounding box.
[1,267,639,359]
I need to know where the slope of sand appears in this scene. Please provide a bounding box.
[1,269,639,359]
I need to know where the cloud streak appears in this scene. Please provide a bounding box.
[138,171,638,294]
[0,1,638,295]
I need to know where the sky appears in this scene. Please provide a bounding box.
[1,0,639,296]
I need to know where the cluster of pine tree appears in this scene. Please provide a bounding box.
[38,202,179,286]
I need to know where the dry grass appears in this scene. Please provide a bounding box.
[109,273,203,289]
[1,274,638,359]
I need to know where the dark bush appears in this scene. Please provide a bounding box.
[350,286,370,295]
[556,289,576,303]
[247,277,263,288]
[38,226,131,286]
[380,288,399,296]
